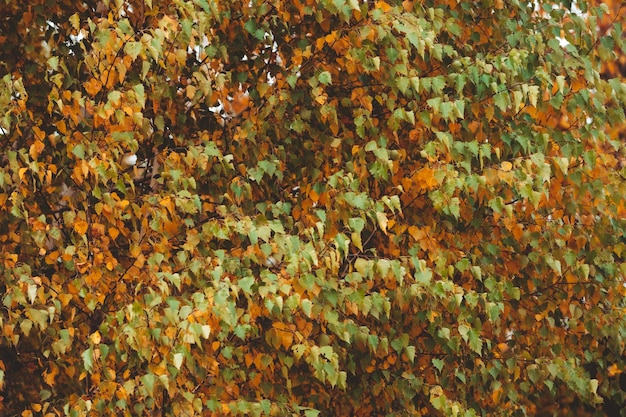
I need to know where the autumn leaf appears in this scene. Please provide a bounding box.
[73,220,89,235]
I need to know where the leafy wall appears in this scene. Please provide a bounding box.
[0,0,625,416]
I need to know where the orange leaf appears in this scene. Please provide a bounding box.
[84,78,102,97]
[18,167,28,181]
[58,293,73,307]
[375,1,392,12]
[108,227,119,240]
[29,140,45,159]
[492,387,503,404]
[74,219,89,235]
[608,363,621,377]
[414,167,438,191]
[55,120,67,134]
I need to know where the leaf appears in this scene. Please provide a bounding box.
[347,0,360,10]
[124,42,143,60]
[301,299,313,317]
[405,345,416,362]
[69,13,80,31]
[172,353,183,370]
[74,220,89,235]
[82,347,94,373]
[376,211,388,235]
[468,329,483,354]
[501,161,513,171]
[20,319,33,337]
[89,331,101,345]
[527,85,539,107]
[238,276,255,295]
[27,284,37,304]
[71,144,85,159]
[494,92,509,112]
[141,373,156,398]
[318,71,332,85]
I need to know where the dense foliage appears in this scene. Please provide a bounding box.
[1,0,625,415]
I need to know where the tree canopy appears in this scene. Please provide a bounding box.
[1,0,625,415]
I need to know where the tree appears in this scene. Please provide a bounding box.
[1,0,625,415]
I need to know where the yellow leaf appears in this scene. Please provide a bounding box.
[129,244,141,258]
[590,378,598,394]
[186,85,196,100]
[69,13,80,30]
[315,94,327,105]
[376,211,388,235]
[500,161,513,172]
[354,258,369,276]
[90,331,101,345]
[485,106,495,121]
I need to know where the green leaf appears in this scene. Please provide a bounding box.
[343,192,369,209]
[432,358,445,372]
[72,144,85,159]
[141,373,157,398]
[124,42,143,60]
[494,92,509,112]
[318,71,332,85]
[405,345,416,362]
[238,276,255,295]
[468,329,483,355]
[20,319,33,337]
[82,347,94,372]
[301,299,312,317]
